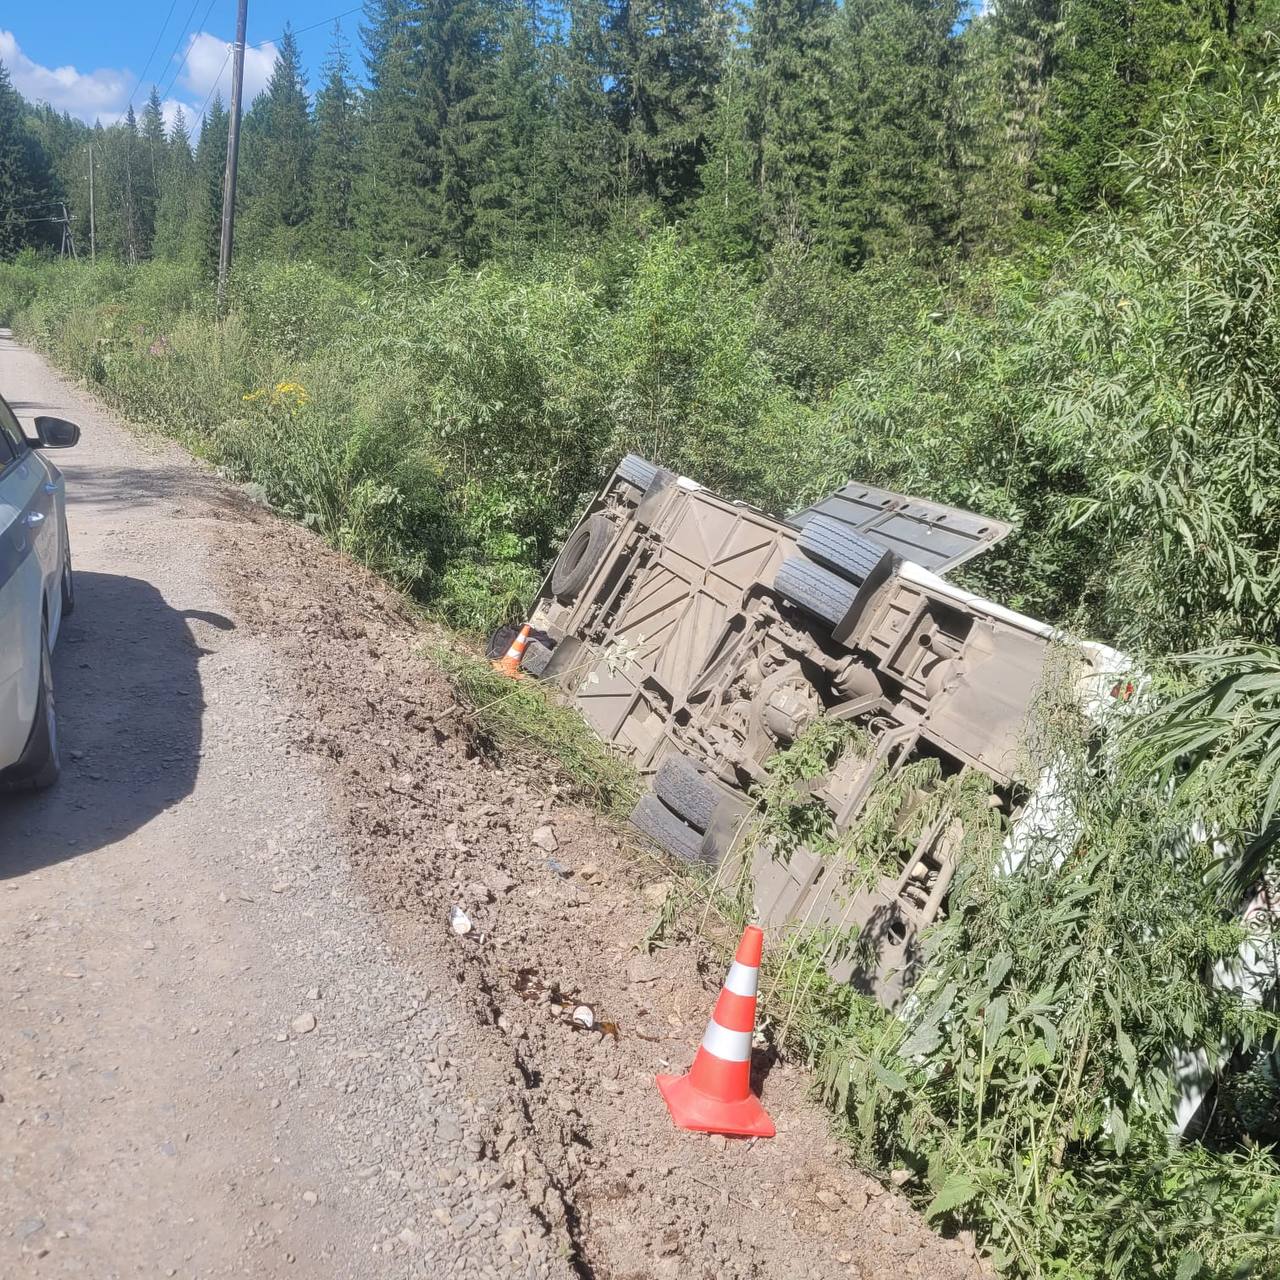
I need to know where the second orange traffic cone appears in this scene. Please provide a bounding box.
[656,925,775,1138]
[491,624,532,679]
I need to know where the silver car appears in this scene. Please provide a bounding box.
[0,392,79,790]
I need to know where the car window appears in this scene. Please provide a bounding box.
[0,396,26,462]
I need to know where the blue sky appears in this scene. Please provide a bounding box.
[2,2,362,130]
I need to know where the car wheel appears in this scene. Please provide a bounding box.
[7,619,61,791]
[653,755,720,833]
[630,793,707,864]
[773,556,860,629]
[60,546,75,617]
[796,515,890,585]
[550,513,614,603]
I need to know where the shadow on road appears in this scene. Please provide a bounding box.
[0,572,233,877]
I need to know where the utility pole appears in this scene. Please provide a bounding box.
[88,144,96,263]
[217,0,249,313]
[61,204,78,261]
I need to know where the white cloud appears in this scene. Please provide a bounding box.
[0,29,130,119]
[0,28,282,136]
[160,98,192,132]
[179,32,277,110]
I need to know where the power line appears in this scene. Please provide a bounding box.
[195,46,233,123]
[194,3,365,124]
[152,0,206,100]
[124,0,181,112]
[157,0,220,103]
[262,4,363,43]
[118,0,369,132]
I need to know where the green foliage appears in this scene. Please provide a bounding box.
[692,46,761,264]
[1031,75,1280,649]
[1036,1,1226,224]
[0,250,41,323]
[754,699,1280,1278]
[7,22,1280,1278]
[308,30,361,271]
[431,643,640,816]
[7,0,1279,269]
[610,0,728,217]
[1129,644,1280,896]
[750,0,838,245]
[0,62,57,260]
[822,688,1280,1277]
[151,108,196,265]
[826,0,961,263]
[240,28,313,261]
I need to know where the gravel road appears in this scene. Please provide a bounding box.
[0,330,987,1280]
[0,331,568,1279]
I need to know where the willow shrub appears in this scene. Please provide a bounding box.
[1026,73,1280,652]
[761,690,1280,1280]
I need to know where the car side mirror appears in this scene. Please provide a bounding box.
[30,416,81,449]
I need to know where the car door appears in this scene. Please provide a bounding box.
[0,424,33,762]
[0,398,58,598]
[0,396,59,766]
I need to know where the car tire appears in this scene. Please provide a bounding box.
[6,619,60,791]
[60,547,75,617]
[797,515,888,585]
[550,513,614,603]
[774,556,859,629]
[630,793,706,864]
[618,454,660,494]
[653,755,719,833]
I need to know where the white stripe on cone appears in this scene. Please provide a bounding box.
[723,961,759,998]
[700,1021,753,1063]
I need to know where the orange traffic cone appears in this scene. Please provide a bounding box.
[491,624,532,679]
[656,925,775,1138]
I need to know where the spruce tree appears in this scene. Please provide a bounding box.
[951,0,1057,253]
[610,0,728,217]
[474,1,553,251]
[1036,0,1219,222]
[749,0,837,247]
[0,62,48,258]
[137,86,165,256]
[240,28,313,259]
[423,0,503,264]
[309,27,361,268]
[22,101,83,248]
[357,0,435,258]
[826,0,961,263]
[187,97,229,278]
[112,105,143,263]
[693,44,760,262]
[544,0,619,237]
[153,107,196,263]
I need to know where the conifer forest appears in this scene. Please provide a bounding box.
[4,4,1280,1276]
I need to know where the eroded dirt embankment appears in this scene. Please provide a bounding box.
[214,499,987,1280]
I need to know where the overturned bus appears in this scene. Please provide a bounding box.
[523,456,1124,1005]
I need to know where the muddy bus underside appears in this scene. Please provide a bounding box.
[527,458,1108,1005]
